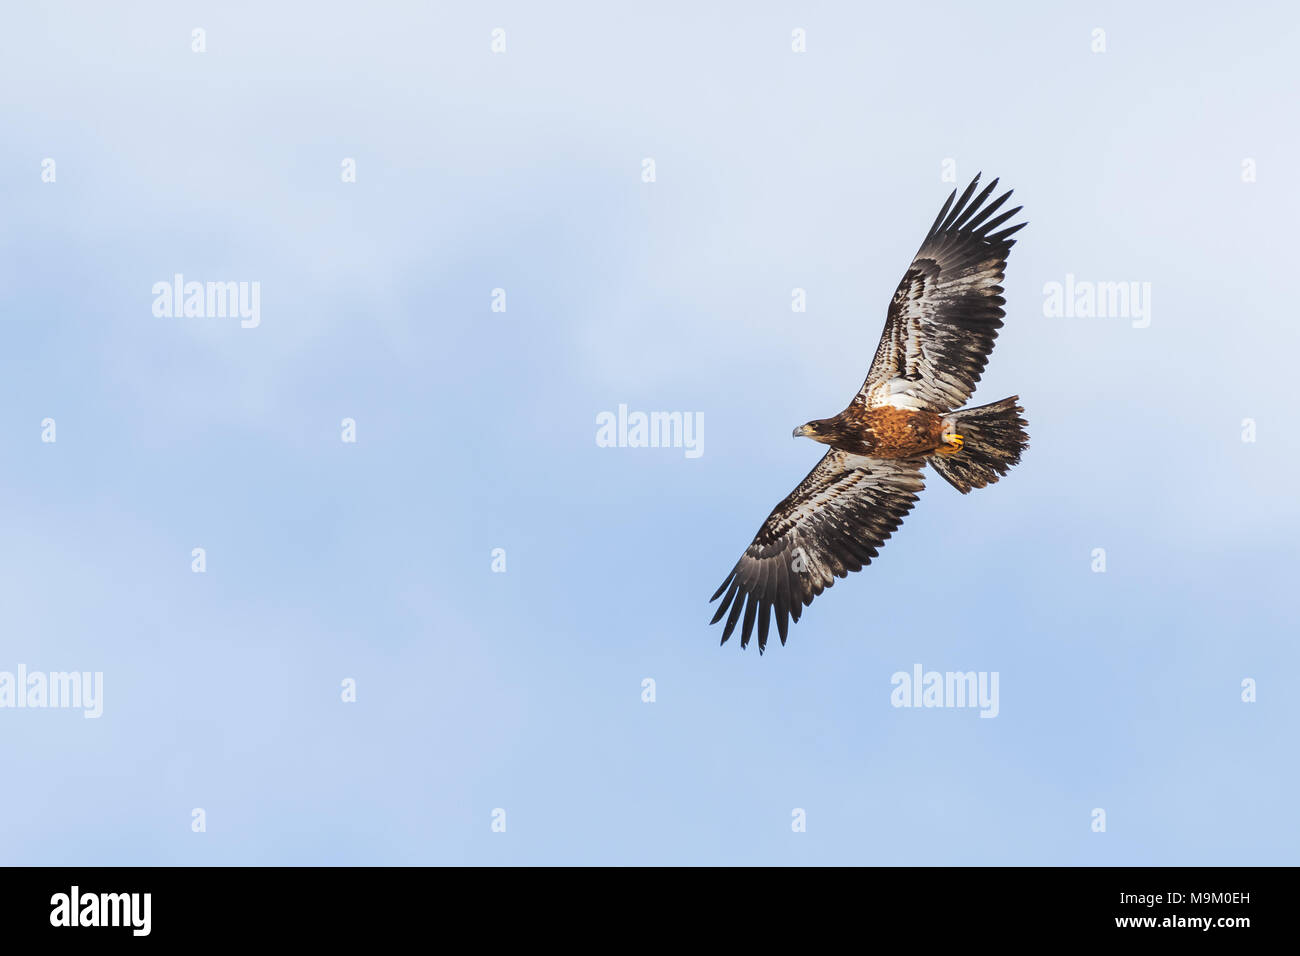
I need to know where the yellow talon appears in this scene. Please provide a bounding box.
[940,432,964,455]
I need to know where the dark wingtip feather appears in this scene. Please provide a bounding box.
[939,175,983,233]
[932,175,1029,247]
[926,187,959,237]
[964,188,1012,234]
[709,593,731,625]
[950,178,999,232]
[979,205,1023,236]
[739,593,759,649]
[720,586,746,642]
[709,576,740,624]
[988,220,1028,243]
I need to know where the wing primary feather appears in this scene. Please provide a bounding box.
[709,568,736,602]
[774,552,792,641]
[963,189,1012,234]
[720,582,747,641]
[987,220,1028,242]
[710,575,741,625]
[978,205,1023,236]
[740,591,759,650]
[789,532,809,622]
[940,175,982,232]
[925,187,959,238]
[949,178,999,231]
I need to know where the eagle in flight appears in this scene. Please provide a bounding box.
[709,174,1030,652]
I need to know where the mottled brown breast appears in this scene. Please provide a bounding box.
[859,406,945,458]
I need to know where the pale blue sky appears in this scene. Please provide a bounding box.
[1,1,1297,864]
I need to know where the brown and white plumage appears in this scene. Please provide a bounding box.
[858,174,1024,412]
[709,451,925,651]
[709,174,1029,652]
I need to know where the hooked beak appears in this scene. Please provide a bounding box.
[793,425,810,438]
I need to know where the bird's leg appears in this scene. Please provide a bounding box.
[938,432,964,455]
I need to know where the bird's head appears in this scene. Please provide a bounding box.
[793,419,835,444]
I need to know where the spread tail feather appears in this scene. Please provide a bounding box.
[928,396,1028,494]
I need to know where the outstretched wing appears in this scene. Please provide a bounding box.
[709,450,925,652]
[857,174,1026,413]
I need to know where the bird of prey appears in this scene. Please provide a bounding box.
[709,174,1030,652]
